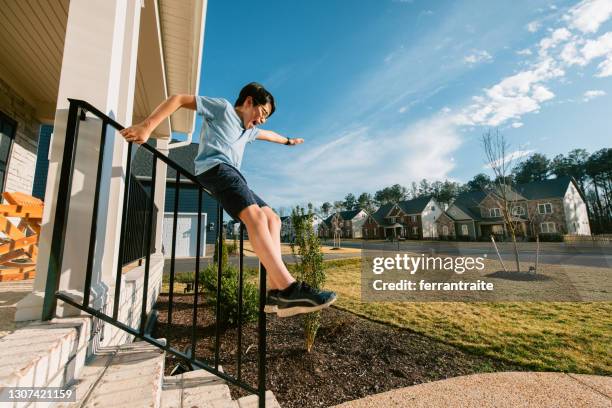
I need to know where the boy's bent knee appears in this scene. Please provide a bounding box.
[239,205,267,226]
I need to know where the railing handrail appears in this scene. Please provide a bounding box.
[67,98,212,191]
[45,99,267,407]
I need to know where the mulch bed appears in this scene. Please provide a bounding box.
[153,294,521,407]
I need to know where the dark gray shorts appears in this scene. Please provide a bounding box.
[195,163,268,221]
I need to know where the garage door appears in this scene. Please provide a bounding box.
[162,212,207,258]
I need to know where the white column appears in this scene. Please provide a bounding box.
[16,0,143,321]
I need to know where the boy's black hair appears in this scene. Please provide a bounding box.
[235,82,276,117]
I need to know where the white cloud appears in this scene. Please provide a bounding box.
[255,115,462,206]
[484,149,533,169]
[565,0,612,34]
[517,48,533,56]
[527,21,541,32]
[511,122,524,128]
[538,28,572,55]
[583,89,606,101]
[464,50,493,65]
[398,106,408,113]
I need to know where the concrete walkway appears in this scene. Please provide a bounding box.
[0,279,32,339]
[333,372,612,408]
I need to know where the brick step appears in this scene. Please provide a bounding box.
[57,341,165,408]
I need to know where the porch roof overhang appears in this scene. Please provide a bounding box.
[384,223,403,229]
[0,0,206,138]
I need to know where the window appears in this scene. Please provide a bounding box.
[412,226,418,235]
[461,225,469,235]
[389,216,396,223]
[512,206,525,216]
[344,220,350,227]
[540,222,556,233]
[442,225,449,235]
[489,208,501,217]
[538,203,553,214]
[431,206,436,211]
[411,215,417,222]
[0,112,17,194]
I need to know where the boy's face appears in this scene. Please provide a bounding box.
[242,96,271,129]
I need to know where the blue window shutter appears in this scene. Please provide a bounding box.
[32,125,53,200]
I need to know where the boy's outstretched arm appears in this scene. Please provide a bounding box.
[256,129,304,146]
[120,94,196,145]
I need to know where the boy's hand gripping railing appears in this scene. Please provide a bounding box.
[42,99,268,408]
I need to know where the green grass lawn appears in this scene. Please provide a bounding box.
[321,258,612,375]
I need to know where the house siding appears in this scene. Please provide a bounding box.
[526,198,567,235]
[563,183,591,235]
[0,77,40,199]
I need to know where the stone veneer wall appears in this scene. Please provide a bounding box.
[0,78,40,200]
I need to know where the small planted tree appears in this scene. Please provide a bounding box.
[290,206,325,352]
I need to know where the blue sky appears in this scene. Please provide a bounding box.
[191,0,612,209]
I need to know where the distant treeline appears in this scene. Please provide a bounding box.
[294,148,611,234]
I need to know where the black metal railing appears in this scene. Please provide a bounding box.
[42,99,267,407]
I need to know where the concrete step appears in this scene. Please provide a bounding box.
[162,367,237,408]
[58,341,165,408]
[236,391,281,408]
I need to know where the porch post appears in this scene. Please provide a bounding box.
[15,0,143,322]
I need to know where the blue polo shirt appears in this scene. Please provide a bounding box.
[193,96,260,175]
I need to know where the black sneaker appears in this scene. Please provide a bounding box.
[268,281,337,318]
[264,289,280,314]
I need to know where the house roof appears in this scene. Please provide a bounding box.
[0,0,205,135]
[132,142,199,180]
[338,209,363,220]
[369,203,394,226]
[397,196,433,214]
[515,176,572,200]
[448,191,488,221]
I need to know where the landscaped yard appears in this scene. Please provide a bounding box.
[323,258,612,375]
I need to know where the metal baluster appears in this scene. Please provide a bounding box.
[167,171,180,342]
[112,141,134,320]
[139,155,156,335]
[191,187,203,362]
[236,222,244,381]
[83,119,108,308]
[258,263,267,408]
[214,203,223,370]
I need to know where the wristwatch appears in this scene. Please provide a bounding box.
[285,137,292,145]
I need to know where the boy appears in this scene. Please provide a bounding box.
[120,82,336,318]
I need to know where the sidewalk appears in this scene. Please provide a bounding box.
[333,372,611,408]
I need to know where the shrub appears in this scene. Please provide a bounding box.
[200,263,259,326]
[538,233,563,242]
[290,206,325,352]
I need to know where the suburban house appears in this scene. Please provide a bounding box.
[320,209,368,239]
[0,1,281,406]
[446,176,591,239]
[280,213,324,242]
[132,142,219,257]
[362,196,444,239]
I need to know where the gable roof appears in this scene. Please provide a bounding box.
[369,203,394,226]
[448,190,487,221]
[338,209,363,220]
[515,176,572,200]
[132,142,199,180]
[397,196,433,214]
